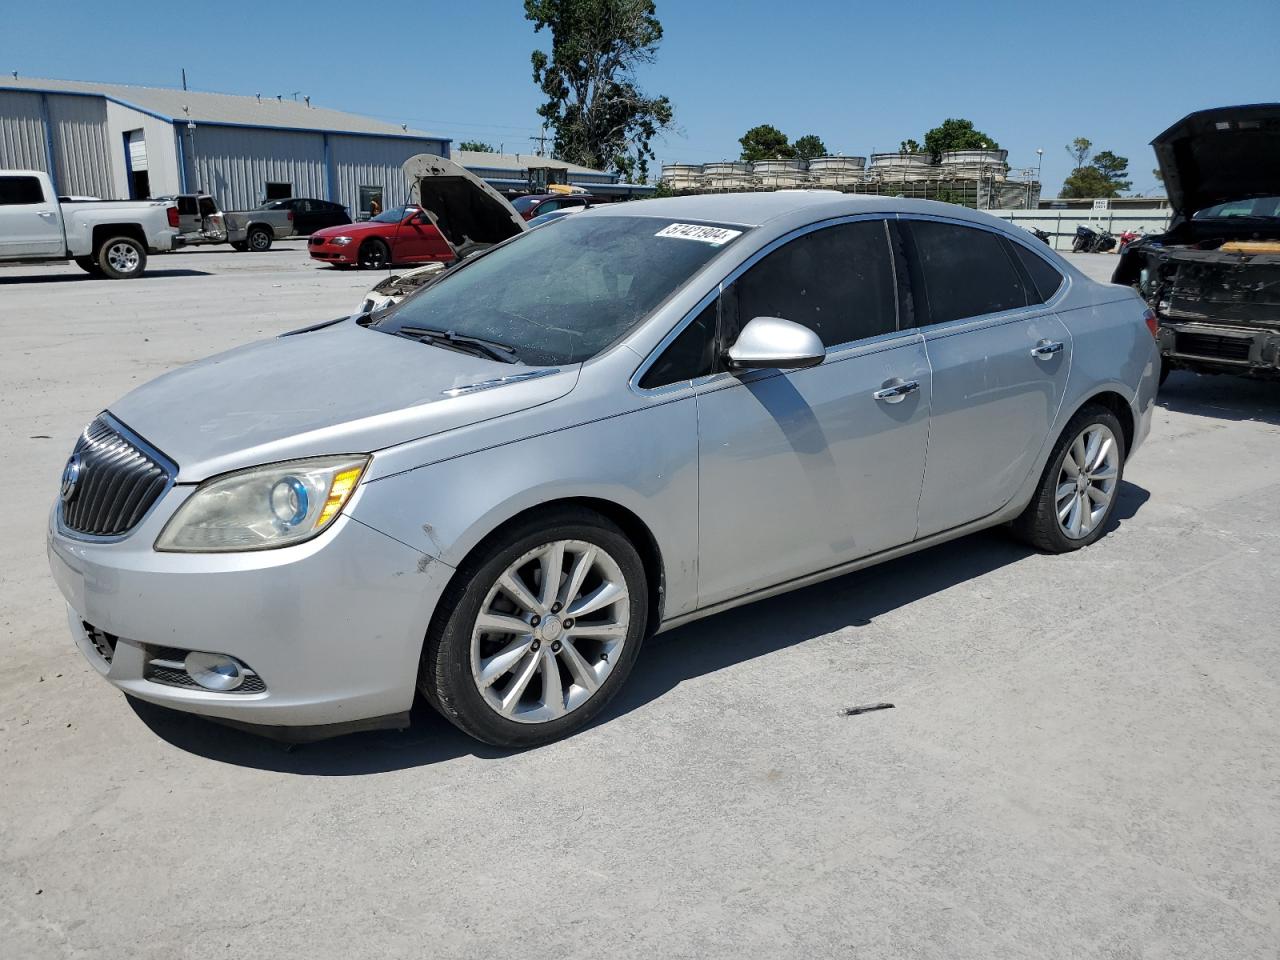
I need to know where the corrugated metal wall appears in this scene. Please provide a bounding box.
[329,134,444,212]
[0,91,54,172]
[189,126,327,209]
[46,95,113,197]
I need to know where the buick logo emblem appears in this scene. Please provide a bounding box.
[60,454,82,503]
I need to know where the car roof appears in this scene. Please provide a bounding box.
[582,191,1024,232]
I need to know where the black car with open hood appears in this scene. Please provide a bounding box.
[1114,104,1280,383]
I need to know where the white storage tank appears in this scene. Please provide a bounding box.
[807,156,867,184]
[868,152,937,182]
[703,161,754,189]
[940,149,1009,181]
[753,158,810,187]
[661,163,705,189]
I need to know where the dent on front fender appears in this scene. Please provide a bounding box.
[351,399,703,619]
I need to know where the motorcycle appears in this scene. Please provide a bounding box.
[1029,227,1052,245]
[1073,224,1117,253]
[1117,228,1144,254]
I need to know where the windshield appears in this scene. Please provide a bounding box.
[370,205,414,224]
[372,215,746,365]
[1193,196,1280,219]
[511,196,541,213]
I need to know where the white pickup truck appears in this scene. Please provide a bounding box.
[0,170,183,278]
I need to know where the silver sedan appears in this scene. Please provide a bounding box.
[47,193,1159,746]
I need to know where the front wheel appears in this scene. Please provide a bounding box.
[1011,405,1126,553]
[95,236,147,279]
[420,508,648,747]
[358,239,390,270]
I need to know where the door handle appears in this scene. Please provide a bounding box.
[873,379,920,403]
[1031,339,1064,359]
[37,210,57,219]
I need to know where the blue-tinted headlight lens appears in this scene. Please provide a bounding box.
[269,477,308,527]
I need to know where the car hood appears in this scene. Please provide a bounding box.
[1153,103,1280,218]
[312,220,387,239]
[402,153,527,259]
[108,320,577,482]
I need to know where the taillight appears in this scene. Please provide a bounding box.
[166,206,179,228]
[1143,308,1159,339]
[287,211,294,221]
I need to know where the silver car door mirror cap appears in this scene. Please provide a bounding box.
[726,316,826,371]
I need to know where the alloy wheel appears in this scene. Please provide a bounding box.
[249,231,270,251]
[1056,423,1120,539]
[106,242,140,273]
[470,539,629,724]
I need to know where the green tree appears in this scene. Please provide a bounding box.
[526,0,673,181]
[739,124,794,162]
[457,140,496,152]
[792,134,827,160]
[920,118,999,163]
[1066,137,1092,168]
[1091,150,1131,192]
[900,138,922,154]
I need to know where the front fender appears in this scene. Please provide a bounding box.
[351,398,702,618]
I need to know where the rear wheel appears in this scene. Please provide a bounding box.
[358,239,390,270]
[95,236,146,279]
[1011,405,1126,553]
[419,507,648,747]
[246,227,272,252]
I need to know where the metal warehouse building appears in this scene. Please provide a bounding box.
[0,76,449,214]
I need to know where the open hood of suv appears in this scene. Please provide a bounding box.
[1153,104,1280,219]
[402,153,528,259]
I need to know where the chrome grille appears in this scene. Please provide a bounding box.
[59,416,175,539]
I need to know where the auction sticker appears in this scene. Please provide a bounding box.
[655,223,743,246]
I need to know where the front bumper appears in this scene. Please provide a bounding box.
[309,239,358,264]
[46,488,454,730]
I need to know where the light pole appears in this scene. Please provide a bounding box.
[1035,148,1044,207]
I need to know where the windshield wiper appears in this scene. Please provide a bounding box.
[396,326,520,364]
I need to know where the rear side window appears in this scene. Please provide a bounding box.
[0,176,45,205]
[904,220,1028,324]
[640,298,718,388]
[1008,241,1065,303]
[732,220,898,347]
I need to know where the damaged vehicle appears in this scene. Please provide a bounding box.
[1114,104,1280,383]
[312,153,527,271]
[47,194,1157,747]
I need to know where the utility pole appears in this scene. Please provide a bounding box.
[529,125,549,156]
[181,68,187,91]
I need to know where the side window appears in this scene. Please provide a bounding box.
[197,196,218,217]
[0,176,46,205]
[1007,240,1065,304]
[732,220,898,347]
[904,220,1029,324]
[639,298,718,388]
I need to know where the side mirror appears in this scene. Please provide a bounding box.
[726,316,825,371]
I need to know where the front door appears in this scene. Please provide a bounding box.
[695,219,932,606]
[900,218,1074,537]
[394,208,454,262]
[0,174,63,257]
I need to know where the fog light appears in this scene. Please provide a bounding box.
[185,651,245,691]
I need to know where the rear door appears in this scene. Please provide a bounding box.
[0,174,63,257]
[902,218,1072,537]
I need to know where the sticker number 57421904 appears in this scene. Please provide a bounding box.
[654,223,743,246]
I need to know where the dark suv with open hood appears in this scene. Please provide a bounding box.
[1114,104,1280,383]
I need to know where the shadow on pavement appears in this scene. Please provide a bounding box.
[1158,370,1280,426]
[134,482,1150,775]
[0,269,211,284]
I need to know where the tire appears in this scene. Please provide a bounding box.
[419,506,649,747]
[95,236,147,279]
[1011,404,1126,553]
[246,227,272,252]
[358,239,390,270]
[74,256,103,276]
[230,241,248,251]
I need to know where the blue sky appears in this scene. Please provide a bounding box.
[2,0,1277,194]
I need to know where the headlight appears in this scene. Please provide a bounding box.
[330,236,353,246]
[155,455,369,553]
